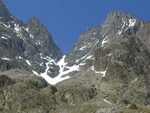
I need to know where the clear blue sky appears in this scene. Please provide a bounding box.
[4,0,150,53]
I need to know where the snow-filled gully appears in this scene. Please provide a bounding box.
[32,40,106,85]
[34,56,79,85]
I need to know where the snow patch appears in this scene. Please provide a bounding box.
[29,34,34,39]
[40,72,70,85]
[32,70,39,76]
[101,36,109,47]
[129,19,136,27]
[33,55,80,85]
[79,46,87,51]
[118,18,136,35]
[91,66,95,71]
[107,53,112,57]
[25,27,29,32]
[86,55,93,60]
[35,41,41,45]
[57,55,67,71]
[14,24,20,32]
[75,59,80,63]
[40,62,44,66]
[26,60,31,66]
[91,66,107,77]
[41,56,56,65]
[131,78,138,84]
[14,24,25,40]
[39,56,72,85]
[15,56,23,60]
[118,31,122,35]
[1,57,11,61]
[2,23,10,29]
[1,36,8,40]
[79,63,86,66]
[57,55,79,77]
[80,55,89,61]
[2,34,11,38]
[99,70,107,77]
[104,99,112,105]
[18,56,23,59]
[0,21,11,29]
[58,65,79,77]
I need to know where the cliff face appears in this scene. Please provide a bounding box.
[0,1,63,79]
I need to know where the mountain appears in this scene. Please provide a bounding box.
[54,11,150,112]
[0,1,64,83]
[1,1,150,113]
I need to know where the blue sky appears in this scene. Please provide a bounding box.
[4,0,150,53]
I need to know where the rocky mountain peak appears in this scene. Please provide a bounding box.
[27,16,43,30]
[0,3,63,82]
[26,16,62,59]
[27,16,40,24]
[99,11,138,46]
[0,0,11,17]
[105,11,135,23]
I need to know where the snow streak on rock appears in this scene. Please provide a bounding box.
[26,60,32,66]
[1,36,8,40]
[101,36,109,47]
[1,57,11,61]
[91,66,107,77]
[118,18,136,35]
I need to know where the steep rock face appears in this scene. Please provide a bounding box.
[92,11,150,105]
[0,1,62,79]
[66,26,101,66]
[26,17,62,59]
[94,11,139,72]
[62,11,139,75]
[54,11,150,109]
[55,11,142,83]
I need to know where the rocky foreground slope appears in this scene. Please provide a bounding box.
[0,1,150,113]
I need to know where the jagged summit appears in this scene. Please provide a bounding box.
[0,1,63,83]
[0,0,11,17]
[103,10,138,31]
[105,10,136,22]
[26,16,62,59]
[26,16,44,31]
[27,16,40,24]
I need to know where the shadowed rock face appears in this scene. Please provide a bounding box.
[66,26,102,65]
[26,17,62,60]
[0,1,62,77]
